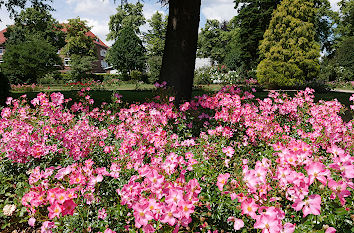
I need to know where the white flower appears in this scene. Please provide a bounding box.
[3,204,16,216]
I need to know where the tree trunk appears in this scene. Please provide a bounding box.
[159,0,201,103]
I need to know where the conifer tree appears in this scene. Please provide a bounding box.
[257,0,320,88]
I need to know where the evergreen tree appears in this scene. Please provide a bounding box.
[233,0,281,72]
[257,0,320,88]
[106,25,146,77]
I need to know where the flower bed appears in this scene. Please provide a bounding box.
[0,86,353,233]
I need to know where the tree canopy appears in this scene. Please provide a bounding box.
[233,0,281,72]
[4,7,65,49]
[2,34,62,84]
[61,17,95,57]
[1,7,63,84]
[144,11,167,57]
[61,18,97,80]
[0,0,52,18]
[257,0,320,88]
[107,25,146,76]
[144,11,168,83]
[198,19,232,65]
[107,2,145,41]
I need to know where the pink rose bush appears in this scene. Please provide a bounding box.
[0,86,353,232]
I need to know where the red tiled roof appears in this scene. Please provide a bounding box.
[0,28,7,45]
[61,25,108,48]
[0,26,108,48]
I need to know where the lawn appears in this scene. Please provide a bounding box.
[10,85,354,111]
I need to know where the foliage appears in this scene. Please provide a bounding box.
[198,19,232,65]
[257,0,320,88]
[0,0,53,18]
[68,55,96,81]
[144,11,167,57]
[223,25,243,71]
[61,17,95,57]
[0,87,353,232]
[107,2,145,41]
[335,0,354,41]
[1,34,62,84]
[37,73,57,85]
[106,25,146,77]
[194,66,213,85]
[4,7,65,50]
[233,0,281,72]
[129,70,142,81]
[320,0,354,83]
[1,7,64,84]
[234,0,335,71]
[313,0,337,55]
[147,56,162,84]
[144,11,167,83]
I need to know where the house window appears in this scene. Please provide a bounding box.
[0,47,3,55]
[101,60,108,68]
[0,58,3,63]
[64,58,71,66]
[100,49,106,57]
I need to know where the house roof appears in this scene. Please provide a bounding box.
[0,26,108,48]
[0,28,7,45]
[61,25,108,48]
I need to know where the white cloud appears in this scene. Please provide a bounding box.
[66,0,115,16]
[83,17,112,46]
[0,9,14,30]
[143,3,166,21]
[200,0,342,22]
[329,0,341,12]
[201,0,237,22]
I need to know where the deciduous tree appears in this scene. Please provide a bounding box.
[0,0,52,18]
[197,19,231,65]
[61,18,96,79]
[233,0,281,72]
[4,7,65,49]
[144,11,167,83]
[2,34,62,84]
[107,2,145,41]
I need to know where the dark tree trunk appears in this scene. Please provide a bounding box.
[159,0,201,103]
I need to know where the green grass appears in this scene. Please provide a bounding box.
[10,86,353,110]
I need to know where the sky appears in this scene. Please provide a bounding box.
[0,0,342,46]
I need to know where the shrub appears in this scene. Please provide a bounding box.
[257,0,320,88]
[37,73,57,85]
[130,70,143,81]
[194,67,213,85]
[147,56,162,84]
